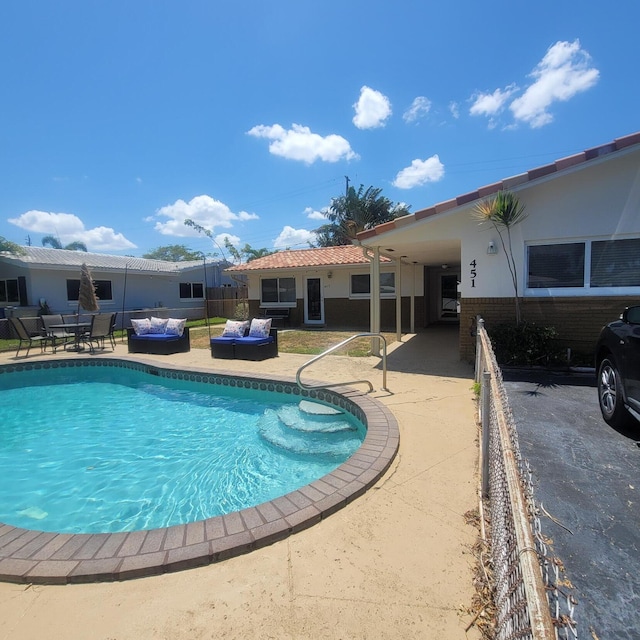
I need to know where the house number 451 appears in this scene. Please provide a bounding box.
[470,260,477,288]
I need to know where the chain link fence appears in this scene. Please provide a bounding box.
[475,317,577,640]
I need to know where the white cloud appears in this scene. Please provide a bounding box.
[449,102,460,119]
[247,123,358,164]
[392,155,445,189]
[8,210,136,251]
[510,39,599,128]
[273,225,317,249]
[470,84,518,117]
[352,86,392,129]
[152,195,258,237]
[403,96,431,123]
[305,206,328,221]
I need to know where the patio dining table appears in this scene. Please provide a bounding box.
[49,322,91,352]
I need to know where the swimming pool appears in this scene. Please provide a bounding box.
[0,358,399,584]
[1,364,365,534]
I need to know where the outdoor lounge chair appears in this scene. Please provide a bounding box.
[9,316,51,357]
[41,314,74,352]
[211,327,278,361]
[127,324,191,355]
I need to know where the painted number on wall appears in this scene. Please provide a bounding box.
[470,260,477,288]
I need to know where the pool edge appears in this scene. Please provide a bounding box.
[0,357,399,585]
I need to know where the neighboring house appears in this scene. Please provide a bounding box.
[0,247,235,326]
[228,131,640,361]
[225,245,414,332]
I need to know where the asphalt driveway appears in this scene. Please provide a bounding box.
[503,369,640,640]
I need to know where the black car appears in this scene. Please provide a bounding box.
[595,305,640,428]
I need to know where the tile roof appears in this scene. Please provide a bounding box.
[0,246,222,273]
[225,244,391,272]
[358,131,640,241]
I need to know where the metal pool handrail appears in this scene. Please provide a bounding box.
[296,332,389,393]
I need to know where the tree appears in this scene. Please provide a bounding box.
[315,184,411,247]
[473,190,528,324]
[245,246,275,261]
[0,236,25,255]
[225,238,275,263]
[42,235,87,251]
[142,244,203,262]
[184,219,275,264]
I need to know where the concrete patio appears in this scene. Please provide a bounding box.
[0,326,481,639]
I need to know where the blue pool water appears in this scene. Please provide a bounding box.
[0,366,365,534]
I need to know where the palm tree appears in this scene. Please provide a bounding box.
[64,241,88,252]
[315,185,411,247]
[42,235,88,251]
[473,190,528,324]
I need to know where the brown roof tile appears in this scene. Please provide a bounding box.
[225,244,391,272]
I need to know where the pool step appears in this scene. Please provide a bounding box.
[278,404,356,434]
[298,399,343,416]
[257,407,361,458]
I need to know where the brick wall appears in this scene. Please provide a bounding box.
[460,296,639,362]
[249,297,426,332]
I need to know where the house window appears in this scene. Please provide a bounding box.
[66,279,113,301]
[179,282,204,299]
[350,272,396,297]
[527,243,585,288]
[527,237,640,290]
[590,238,640,287]
[261,277,296,304]
[0,279,19,303]
[351,274,370,295]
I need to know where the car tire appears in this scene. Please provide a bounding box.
[598,357,632,429]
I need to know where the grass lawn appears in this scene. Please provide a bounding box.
[0,319,397,358]
[191,324,397,357]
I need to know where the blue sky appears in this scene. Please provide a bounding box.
[1,1,638,260]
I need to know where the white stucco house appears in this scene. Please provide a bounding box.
[0,247,235,327]
[227,131,640,361]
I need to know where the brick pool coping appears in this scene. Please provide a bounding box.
[0,357,399,584]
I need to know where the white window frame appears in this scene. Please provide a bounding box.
[0,278,19,303]
[349,272,396,299]
[66,278,114,302]
[259,277,296,306]
[525,235,640,297]
[179,282,205,300]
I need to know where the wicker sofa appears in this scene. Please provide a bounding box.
[127,326,191,355]
[210,327,278,361]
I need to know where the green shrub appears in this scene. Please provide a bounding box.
[488,321,564,366]
[233,301,249,320]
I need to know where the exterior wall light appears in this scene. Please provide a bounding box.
[487,241,498,255]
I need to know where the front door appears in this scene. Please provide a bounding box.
[304,277,324,324]
[440,273,460,321]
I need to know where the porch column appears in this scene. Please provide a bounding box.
[410,262,416,334]
[370,246,381,356]
[395,259,402,343]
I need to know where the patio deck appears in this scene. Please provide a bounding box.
[0,326,481,640]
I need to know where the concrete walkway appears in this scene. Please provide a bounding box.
[0,327,481,640]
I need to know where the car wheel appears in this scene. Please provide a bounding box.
[598,357,632,428]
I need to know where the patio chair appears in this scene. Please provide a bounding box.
[82,312,116,353]
[41,314,74,352]
[9,316,51,357]
[107,311,118,349]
